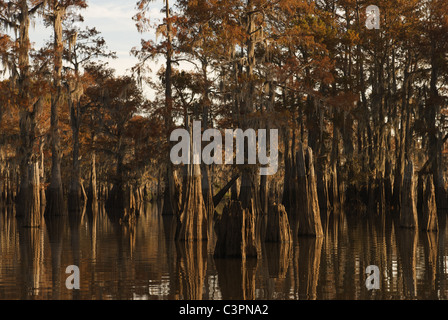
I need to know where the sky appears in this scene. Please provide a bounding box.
[30,0,165,77]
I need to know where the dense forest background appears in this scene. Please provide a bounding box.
[0,0,447,255]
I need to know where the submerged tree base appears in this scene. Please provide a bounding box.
[175,163,208,242]
[399,161,418,229]
[106,184,140,224]
[44,187,66,217]
[214,200,259,259]
[421,175,439,232]
[68,190,84,215]
[265,203,292,243]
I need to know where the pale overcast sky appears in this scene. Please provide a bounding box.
[30,0,165,76]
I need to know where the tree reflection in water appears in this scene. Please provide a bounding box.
[0,204,448,299]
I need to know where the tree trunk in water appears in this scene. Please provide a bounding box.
[201,163,214,225]
[421,175,438,232]
[106,138,136,222]
[39,139,46,208]
[200,60,215,222]
[16,0,41,225]
[329,162,341,214]
[19,162,42,228]
[214,200,259,259]
[175,163,207,241]
[264,203,292,243]
[399,161,418,229]
[45,6,65,217]
[175,119,208,241]
[384,158,393,207]
[161,0,181,217]
[68,104,82,213]
[296,143,323,237]
[428,39,447,210]
[282,131,295,219]
[316,162,330,220]
[68,76,83,213]
[87,139,98,212]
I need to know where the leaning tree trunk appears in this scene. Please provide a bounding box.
[399,161,418,229]
[45,5,65,217]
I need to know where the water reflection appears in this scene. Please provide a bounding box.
[396,228,418,298]
[1,204,448,299]
[422,231,438,296]
[45,215,65,299]
[176,241,207,300]
[18,226,43,298]
[295,237,323,300]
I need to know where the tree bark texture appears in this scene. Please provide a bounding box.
[399,161,418,229]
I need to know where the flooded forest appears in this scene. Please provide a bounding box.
[1,0,448,300]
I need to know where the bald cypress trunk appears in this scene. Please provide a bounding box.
[45,4,66,217]
[265,203,292,243]
[68,99,83,213]
[296,143,323,237]
[87,134,98,212]
[175,162,208,241]
[214,200,259,259]
[16,0,41,226]
[428,40,447,210]
[215,0,264,259]
[421,175,438,232]
[161,0,181,217]
[399,161,418,229]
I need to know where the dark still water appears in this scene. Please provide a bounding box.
[1,203,448,300]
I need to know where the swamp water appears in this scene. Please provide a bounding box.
[1,203,448,300]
